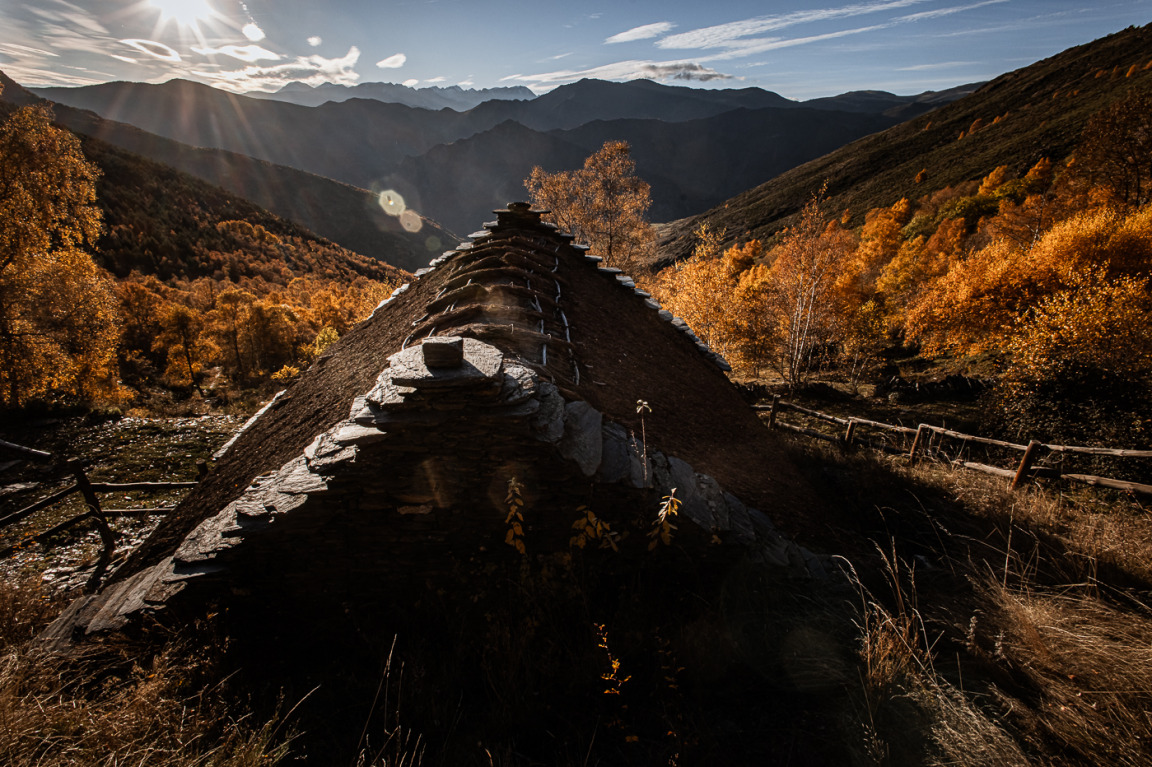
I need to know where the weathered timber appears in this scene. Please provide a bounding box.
[920,424,1027,452]
[1011,440,1045,490]
[779,401,851,425]
[957,461,1017,479]
[1062,474,1152,496]
[1044,445,1152,458]
[775,421,841,444]
[0,485,79,530]
[0,439,53,463]
[845,416,918,435]
[88,481,199,492]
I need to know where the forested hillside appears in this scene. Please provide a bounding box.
[658,23,1152,261]
[0,95,404,411]
[652,81,1152,448]
[0,70,453,273]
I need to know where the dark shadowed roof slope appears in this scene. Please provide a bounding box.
[46,203,825,645]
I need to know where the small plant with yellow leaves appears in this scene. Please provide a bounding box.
[569,505,621,551]
[594,623,631,696]
[648,488,680,551]
[503,477,527,556]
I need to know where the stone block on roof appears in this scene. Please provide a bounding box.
[388,337,503,389]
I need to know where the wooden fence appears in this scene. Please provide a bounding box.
[0,438,200,591]
[756,397,1152,497]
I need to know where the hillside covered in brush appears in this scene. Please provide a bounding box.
[0,93,406,411]
[0,71,454,273]
[657,23,1152,260]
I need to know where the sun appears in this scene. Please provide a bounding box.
[149,0,217,29]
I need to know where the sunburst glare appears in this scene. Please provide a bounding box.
[149,0,218,29]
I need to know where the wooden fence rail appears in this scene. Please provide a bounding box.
[759,397,1152,497]
[0,442,200,590]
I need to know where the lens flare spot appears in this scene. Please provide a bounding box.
[400,209,423,233]
[378,190,406,216]
[424,235,442,251]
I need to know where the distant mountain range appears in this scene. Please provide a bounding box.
[31,77,978,235]
[241,80,535,110]
[1,71,455,273]
[0,81,407,287]
[656,23,1152,262]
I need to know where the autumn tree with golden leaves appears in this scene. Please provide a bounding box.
[525,141,655,271]
[765,191,856,389]
[0,102,120,407]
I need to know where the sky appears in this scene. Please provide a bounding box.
[0,0,1149,100]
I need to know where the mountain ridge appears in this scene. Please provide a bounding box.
[1,70,454,273]
[656,23,1152,261]
[28,76,970,234]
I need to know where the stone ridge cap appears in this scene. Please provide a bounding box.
[389,203,731,377]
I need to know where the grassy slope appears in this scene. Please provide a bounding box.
[657,23,1152,261]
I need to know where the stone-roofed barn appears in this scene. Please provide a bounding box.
[48,202,826,647]
[43,203,840,761]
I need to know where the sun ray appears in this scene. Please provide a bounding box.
[149,0,218,29]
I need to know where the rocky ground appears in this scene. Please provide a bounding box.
[1,414,244,593]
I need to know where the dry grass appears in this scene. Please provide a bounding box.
[0,577,293,767]
[784,435,1152,766]
[980,582,1152,767]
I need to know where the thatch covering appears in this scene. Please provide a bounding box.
[45,203,824,647]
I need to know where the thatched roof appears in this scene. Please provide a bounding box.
[45,203,824,645]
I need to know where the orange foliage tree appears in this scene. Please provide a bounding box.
[997,268,1152,444]
[653,226,769,371]
[525,141,655,270]
[0,103,121,407]
[905,201,1152,354]
[764,191,856,388]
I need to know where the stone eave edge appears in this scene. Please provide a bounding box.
[50,345,826,643]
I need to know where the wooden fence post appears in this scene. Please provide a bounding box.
[908,424,928,463]
[70,460,115,593]
[843,419,858,448]
[768,395,780,429]
[1011,440,1043,491]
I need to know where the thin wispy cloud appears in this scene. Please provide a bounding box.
[193,46,362,92]
[29,3,111,36]
[120,39,182,62]
[403,78,419,86]
[0,43,59,58]
[504,58,732,89]
[606,22,676,44]
[192,44,280,63]
[701,24,888,61]
[896,60,976,71]
[242,23,266,42]
[896,0,1009,23]
[657,0,930,50]
[650,0,1011,65]
[376,53,406,68]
